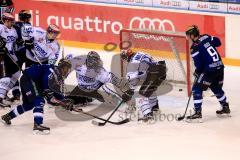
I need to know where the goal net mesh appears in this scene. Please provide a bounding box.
[119,29,194,95]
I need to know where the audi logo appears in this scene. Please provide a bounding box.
[129,17,175,31]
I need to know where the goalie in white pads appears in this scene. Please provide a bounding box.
[120,49,166,123]
[64,51,132,108]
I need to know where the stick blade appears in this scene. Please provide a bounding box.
[92,118,130,126]
[92,120,105,126]
[177,116,185,121]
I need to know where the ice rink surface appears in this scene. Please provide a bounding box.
[0,47,240,160]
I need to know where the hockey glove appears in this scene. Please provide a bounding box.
[0,48,7,55]
[42,89,54,100]
[24,38,34,49]
[122,89,134,102]
[193,70,201,79]
[16,38,24,46]
[0,37,6,49]
[61,98,74,111]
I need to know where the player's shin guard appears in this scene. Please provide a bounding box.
[33,107,44,125]
[11,81,21,101]
[186,90,203,123]
[137,96,157,124]
[212,88,230,116]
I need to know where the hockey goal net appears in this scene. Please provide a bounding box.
[119,29,194,96]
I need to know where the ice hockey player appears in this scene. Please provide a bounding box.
[8,10,32,102]
[1,60,72,135]
[65,51,132,108]
[63,53,93,106]
[185,25,230,122]
[0,0,14,21]
[120,49,166,123]
[0,13,19,108]
[21,23,61,66]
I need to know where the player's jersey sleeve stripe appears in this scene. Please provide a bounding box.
[191,51,199,58]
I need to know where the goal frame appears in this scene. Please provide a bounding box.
[119,29,191,96]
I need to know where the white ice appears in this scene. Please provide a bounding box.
[0,47,240,160]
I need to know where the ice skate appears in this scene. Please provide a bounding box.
[1,113,12,125]
[33,123,50,135]
[216,103,231,118]
[138,112,155,124]
[186,109,203,123]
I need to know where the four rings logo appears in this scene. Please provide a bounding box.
[129,17,175,31]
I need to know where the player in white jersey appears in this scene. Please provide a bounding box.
[63,51,132,107]
[0,13,19,108]
[120,49,166,123]
[22,24,60,66]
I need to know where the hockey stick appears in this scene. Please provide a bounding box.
[60,40,65,96]
[91,100,127,126]
[30,49,43,65]
[5,51,23,72]
[72,107,130,125]
[177,77,198,121]
[53,98,130,125]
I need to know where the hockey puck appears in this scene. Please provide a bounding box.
[179,89,183,91]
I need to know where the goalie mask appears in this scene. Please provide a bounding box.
[86,51,102,69]
[47,24,61,41]
[120,49,134,62]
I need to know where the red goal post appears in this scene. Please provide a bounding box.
[119,29,193,96]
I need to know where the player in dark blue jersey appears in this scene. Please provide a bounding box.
[1,59,72,134]
[9,10,32,101]
[185,25,230,122]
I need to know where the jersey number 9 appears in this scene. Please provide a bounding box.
[207,46,219,62]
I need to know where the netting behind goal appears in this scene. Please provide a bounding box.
[119,29,193,96]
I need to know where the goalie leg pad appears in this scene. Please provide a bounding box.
[0,77,11,99]
[98,83,122,106]
[137,95,158,116]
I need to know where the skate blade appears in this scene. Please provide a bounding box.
[216,113,231,118]
[33,130,50,135]
[185,118,203,123]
